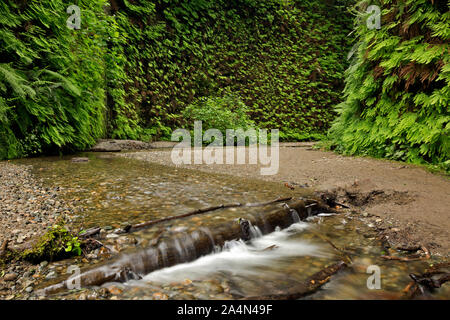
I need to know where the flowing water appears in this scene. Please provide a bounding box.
[16,152,450,300]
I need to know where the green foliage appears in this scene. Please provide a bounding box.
[182,94,257,145]
[0,0,109,159]
[110,0,354,140]
[329,0,450,170]
[183,94,255,133]
[22,225,82,263]
[64,236,82,256]
[1,0,355,159]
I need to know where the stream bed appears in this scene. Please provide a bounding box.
[15,152,450,300]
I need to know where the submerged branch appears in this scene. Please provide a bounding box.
[382,246,431,262]
[240,261,348,300]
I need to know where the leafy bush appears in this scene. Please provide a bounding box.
[183,95,255,132]
[182,94,257,145]
[329,0,449,169]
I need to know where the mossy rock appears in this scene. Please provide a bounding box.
[22,226,79,264]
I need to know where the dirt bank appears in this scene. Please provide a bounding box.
[120,143,450,256]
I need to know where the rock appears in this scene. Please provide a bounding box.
[90,139,152,152]
[3,273,18,281]
[152,292,169,300]
[86,253,98,260]
[71,157,89,163]
[25,286,33,293]
[78,293,87,300]
[45,271,57,280]
[107,286,123,295]
[106,233,119,239]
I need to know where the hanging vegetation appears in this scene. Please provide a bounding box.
[0,0,111,159]
[329,0,449,171]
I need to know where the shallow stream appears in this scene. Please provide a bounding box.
[16,153,449,300]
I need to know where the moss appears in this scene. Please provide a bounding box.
[0,250,20,269]
[22,225,80,264]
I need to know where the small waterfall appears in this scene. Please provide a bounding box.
[173,237,187,262]
[142,221,324,284]
[249,223,263,238]
[200,227,215,247]
[158,242,169,267]
[181,232,197,260]
[306,204,314,217]
[39,198,336,295]
[290,209,301,223]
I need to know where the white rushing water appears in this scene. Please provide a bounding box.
[137,222,329,284]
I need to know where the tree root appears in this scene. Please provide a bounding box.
[402,262,450,299]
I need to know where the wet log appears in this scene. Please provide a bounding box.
[127,196,294,233]
[240,261,348,300]
[38,198,337,296]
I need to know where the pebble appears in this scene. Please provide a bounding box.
[107,286,123,295]
[45,271,57,280]
[25,286,33,293]
[3,273,18,281]
[78,293,87,300]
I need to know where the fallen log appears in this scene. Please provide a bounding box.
[79,227,101,239]
[37,198,337,296]
[127,196,294,233]
[240,261,348,300]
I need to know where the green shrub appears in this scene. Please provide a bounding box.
[182,94,257,145]
[183,95,255,132]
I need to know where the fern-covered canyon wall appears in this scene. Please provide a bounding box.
[106,0,355,141]
[329,0,449,170]
[0,0,354,159]
[1,0,448,170]
[0,0,110,159]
